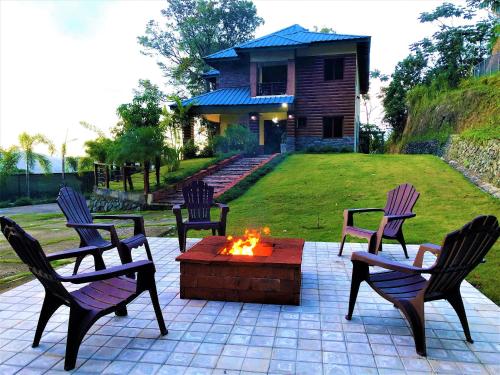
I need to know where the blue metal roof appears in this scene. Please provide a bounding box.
[201,69,220,77]
[178,87,294,107]
[204,24,369,60]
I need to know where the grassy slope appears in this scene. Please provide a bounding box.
[390,73,500,152]
[109,157,215,192]
[226,154,500,303]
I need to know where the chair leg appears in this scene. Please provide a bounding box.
[338,234,347,256]
[64,309,94,371]
[93,251,107,271]
[143,239,153,262]
[447,289,473,343]
[149,284,168,336]
[211,228,216,236]
[368,233,378,255]
[182,228,188,252]
[72,255,85,275]
[33,293,62,347]
[219,223,226,237]
[400,300,426,356]
[345,261,368,320]
[396,232,409,259]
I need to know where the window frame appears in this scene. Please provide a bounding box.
[324,57,345,81]
[322,116,344,139]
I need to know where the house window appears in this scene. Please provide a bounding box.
[324,58,344,81]
[323,116,343,138]
[297,117,307,129]
[258,64,287,95]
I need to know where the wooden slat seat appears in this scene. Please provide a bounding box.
[346,215,499,357]
[0,217,168,371]
[339,183,420,258]
[173,181,229,252]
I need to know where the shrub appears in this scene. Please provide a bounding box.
[182,139,199,159]
[304,145,339,154]
[198,138,216,158]
[14,197,33,206]
[213,125,259,156]
[163,146,181,172]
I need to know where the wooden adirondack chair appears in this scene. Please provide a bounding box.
[173,180,229,252]
[339,183,420,258]
[57,186,152,274]
[345,215,499,356]
[0,216,167,371]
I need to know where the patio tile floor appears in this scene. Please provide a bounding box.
[0,237,499,374]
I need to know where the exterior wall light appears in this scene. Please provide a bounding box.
[250,115,257,121]
[272,117,279,124]
[288,113,295,120]
[281,103,288,108]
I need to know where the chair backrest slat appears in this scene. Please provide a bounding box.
[426,215,499,297]
[0,217,71,301]
[384,183,420,235]
[182,181,214,222]
[57,187,103,246]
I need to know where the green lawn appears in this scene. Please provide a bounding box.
[109,157,215,192]
[225,154,500,303]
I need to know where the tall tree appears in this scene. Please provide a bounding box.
[61,130,77,181]
[18,132,56,198]
[138,0,263,94]
[114,80,165,192]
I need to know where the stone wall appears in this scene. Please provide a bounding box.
[443,135,499,189]
[89,188,146,212]
[294,136,354,151]
[402,140,442,155]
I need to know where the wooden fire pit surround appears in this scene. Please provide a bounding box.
[176,236,304,305]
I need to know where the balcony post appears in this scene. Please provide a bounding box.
[250,62,257,97]
[287,59,295,96]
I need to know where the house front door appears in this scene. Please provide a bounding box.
[264,120,287,154]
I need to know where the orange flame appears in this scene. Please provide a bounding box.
[219,227,271,256]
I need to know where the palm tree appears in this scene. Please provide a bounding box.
[61,130,77,181]
[18,132,56,198]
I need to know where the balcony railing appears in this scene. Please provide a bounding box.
[257,81,287,96]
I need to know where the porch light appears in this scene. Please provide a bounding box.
[250,114,257,121]
[288,113,295,120]
[281,103,288,108]
[272,117,279,124]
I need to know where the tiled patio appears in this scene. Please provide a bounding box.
[0,238,498,374]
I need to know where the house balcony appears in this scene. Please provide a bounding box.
[257,81,287,96]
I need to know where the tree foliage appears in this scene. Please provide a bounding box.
[138,0,263,94]
[382,1,496,139]
[0,147,21,184]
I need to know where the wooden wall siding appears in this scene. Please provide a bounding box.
[287,59,296,96]
[217,57,250,89]
[294,54,356,137]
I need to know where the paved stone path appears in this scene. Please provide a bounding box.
[0,203,60,216]
[157,155,275,206]
[0,238,498,374]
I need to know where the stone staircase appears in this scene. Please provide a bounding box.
[153,155,276,207]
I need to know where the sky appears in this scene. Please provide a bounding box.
[0,0,459,157]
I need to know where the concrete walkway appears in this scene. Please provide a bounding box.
[0,203,60,216]
[0,239,498,374]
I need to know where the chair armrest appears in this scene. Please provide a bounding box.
[413,243,441,267]
[216,203,229,213]
[351,251,428,274]
[92,214,145,236]
[60,260,154,284]
[47,246,100,261]
[66,222,119,246]
[347,208,384,214]
[385,213,416,221]
[344,208,384,227]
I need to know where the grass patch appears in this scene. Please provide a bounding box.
[216,154,287,203]
[225,154,500,303]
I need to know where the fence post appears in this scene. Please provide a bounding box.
[105,165,110,189]
[94,163,98,187]
[122,166,127,192]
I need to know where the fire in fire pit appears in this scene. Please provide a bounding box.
[219,227,272,256]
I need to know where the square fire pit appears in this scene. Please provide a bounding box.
[176,236,304,305]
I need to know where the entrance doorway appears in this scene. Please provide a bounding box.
[264,120,287,154]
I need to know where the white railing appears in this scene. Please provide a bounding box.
[472,54,499,77]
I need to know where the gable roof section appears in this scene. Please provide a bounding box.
[176,87,294,107]
[204,24,370,60]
